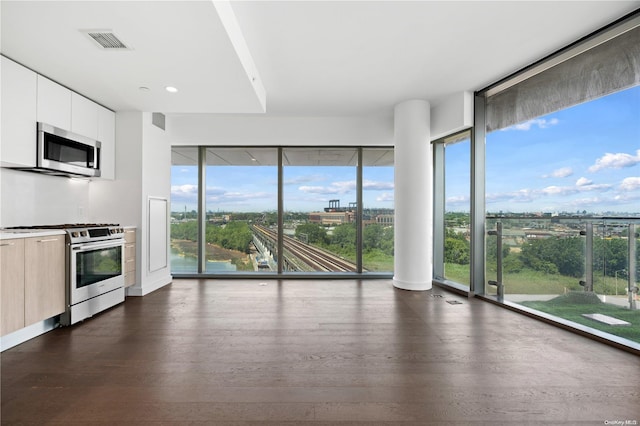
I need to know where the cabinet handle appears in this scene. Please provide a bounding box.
[126,259,135,263]
[0,242,16,247]
[37,238,59,243]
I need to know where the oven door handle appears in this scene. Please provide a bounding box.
[71,239,125,252]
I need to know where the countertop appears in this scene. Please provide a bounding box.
[0,230,66,240]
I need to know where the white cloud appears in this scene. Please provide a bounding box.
[331,180,357,193]
[298,179,393,195]
[542,182,611,196]
[363,180,394,191]
[575,177,592,186]
[619,177,640,191]
[588,149,640,172]
[503,117,560,131]
[376,193,394,202]
[284,174,326,185]
[543,167,573,178]
[541,186,573,196]
[446,195,470,204]
[298,185,339,195]
[487,179,613,205]
[171,184,198,197]
[613,192,640,203]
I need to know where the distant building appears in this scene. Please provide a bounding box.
[375,214,394,227]
[309,211,354,225]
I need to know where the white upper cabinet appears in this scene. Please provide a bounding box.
[2,57,116,177]
[1,57,37,167]
[36,74,72,131]
[71,93,99,140]
[98,106,116,180]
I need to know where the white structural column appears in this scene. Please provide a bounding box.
[393,100,432,291]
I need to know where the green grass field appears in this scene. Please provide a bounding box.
[445,262,640,344]
[521,293,640,343]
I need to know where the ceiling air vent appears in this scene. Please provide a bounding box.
[84,30,129,49]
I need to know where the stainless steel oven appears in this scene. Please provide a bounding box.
[62,225,125,325]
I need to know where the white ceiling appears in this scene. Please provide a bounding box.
[2,1,639,117]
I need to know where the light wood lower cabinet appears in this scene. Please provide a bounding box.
[24,235,66,326]
[1,239,26,335]
[124,229,136,287]
[0,235,65,336]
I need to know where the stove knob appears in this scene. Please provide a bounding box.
[72,231,79,238]
[81,231,89,237]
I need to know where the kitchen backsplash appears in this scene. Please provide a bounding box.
[0,168,90,227]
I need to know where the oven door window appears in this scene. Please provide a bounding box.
[76,246,122,288]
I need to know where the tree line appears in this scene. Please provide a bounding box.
[447,229,636,279]
[171,221,253,253]
[295,222,394,260]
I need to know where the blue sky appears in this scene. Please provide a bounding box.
[171,164,394,213]
[173,85,639,215]
[446,85,640,214]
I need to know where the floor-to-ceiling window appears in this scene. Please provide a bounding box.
[205,147,278,272]
[362,148,394,273]
[433,130,471,289]
[170,146,393,276]
[282,147,358,272]
[477,16,640,348]
[444,131,471,286]
[484,86,639,344]
[170,147,200,274]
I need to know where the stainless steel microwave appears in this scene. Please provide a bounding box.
[36,122,101,178]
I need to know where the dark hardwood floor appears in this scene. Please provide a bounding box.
[1,279,638,425]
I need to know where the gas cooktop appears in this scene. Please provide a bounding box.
[2,224,124,244]
[3,223,119,230]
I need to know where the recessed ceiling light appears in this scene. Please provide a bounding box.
[165,86,178,93]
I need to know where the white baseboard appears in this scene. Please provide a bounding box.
[126,274,172,296]
[1,318,57,352]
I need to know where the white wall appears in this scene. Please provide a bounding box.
[168,98,471,147]
[168,113,395,146]
[89,112,143,226]
[430,91,474,141]
[0,168,90,227]
[138,112,172,295]
[90,111,172,296]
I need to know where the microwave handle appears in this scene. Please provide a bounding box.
[93,144,101,169]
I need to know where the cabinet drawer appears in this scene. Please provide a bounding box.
[125,257,136,273]
[125,243,136,260]
[124,229,136,243]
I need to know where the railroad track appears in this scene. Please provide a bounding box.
[252,225,357,272]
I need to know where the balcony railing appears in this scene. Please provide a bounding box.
[485,215,639,348]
